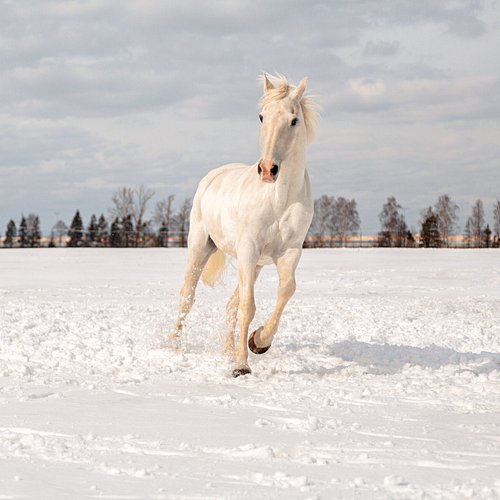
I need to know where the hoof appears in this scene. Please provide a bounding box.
[248,330,271,355]
[232,367,252,378]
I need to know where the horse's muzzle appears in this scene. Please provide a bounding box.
[258,159,279,183]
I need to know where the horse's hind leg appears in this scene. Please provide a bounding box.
[170,228,216,347]
[223,285,239,356]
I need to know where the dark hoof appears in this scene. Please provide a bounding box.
[232,367,252,378]
[248,331,271,355]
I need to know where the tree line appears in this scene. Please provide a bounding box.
[3,186,192,248]
[2,187,500,248]
[298,194,499,248]
[373,195,499,248]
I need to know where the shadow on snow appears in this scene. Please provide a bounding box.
[327,340,500,375]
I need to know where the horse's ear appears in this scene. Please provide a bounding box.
[263,74,274,93]
[291,77,308,102]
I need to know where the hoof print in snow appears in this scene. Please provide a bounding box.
[232,367,252,378]
[248,330,271,355]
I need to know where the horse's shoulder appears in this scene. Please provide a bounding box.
[197,163,249,194]
[203,162,246,179]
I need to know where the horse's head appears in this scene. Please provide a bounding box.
[257,74,309,183]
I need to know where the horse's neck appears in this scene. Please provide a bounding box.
[266,154,310,218]
[273,148,310,209]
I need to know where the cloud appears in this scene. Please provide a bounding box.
[364,0,486,38]
[0,0,499,235]
[349,78,388,101]
[363,40,400,57]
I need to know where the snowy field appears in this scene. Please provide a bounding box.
[1,248,500,500]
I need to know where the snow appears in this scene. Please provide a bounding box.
[1,248,500,499]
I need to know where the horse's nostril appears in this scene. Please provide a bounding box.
[257,162,262,175]
[271,164,279,176]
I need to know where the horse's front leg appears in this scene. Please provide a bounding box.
[224,265,262,359]
[249,248,300,353]
[232,250,259,377]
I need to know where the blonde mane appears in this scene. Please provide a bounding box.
[259,73,319,143]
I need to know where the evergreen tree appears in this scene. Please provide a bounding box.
[110,217,122,247]
[157,222,168,247]
[87,214,98,245]
[4,220,17,248]
[484,224,492,248]
[420,208,441,248]
[406,230,416,248]
[29,215,41,247]
[154,194,175,247]
[19,216,28,248]
[122,214,134,247]
[97,214,108,246]
[68,210,84,247]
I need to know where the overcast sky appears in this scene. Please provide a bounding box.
[1,0,500,234]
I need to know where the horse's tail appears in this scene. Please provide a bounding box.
[201,249,226,287]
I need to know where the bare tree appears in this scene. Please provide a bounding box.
[132,185,155,246]
[52,219,68,246]
[310,195,361,247]
[331,197,360,246]
[464,217,472,248]
[434,194,459,248]
[378,196,406,247]
[175,198,192,247]
[493,199,500,247]
[110,187,134,220]
[469,199,485,248]
[154,194,175,247]
[311,195,334,247]
[110,186,155,247]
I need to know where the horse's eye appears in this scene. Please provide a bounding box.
[259,114,263,123]
[291,118,298,127]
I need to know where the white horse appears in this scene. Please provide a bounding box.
[171,74,318,377]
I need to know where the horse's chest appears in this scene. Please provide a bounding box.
[263,205,310,248]
[205,185,311,257]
